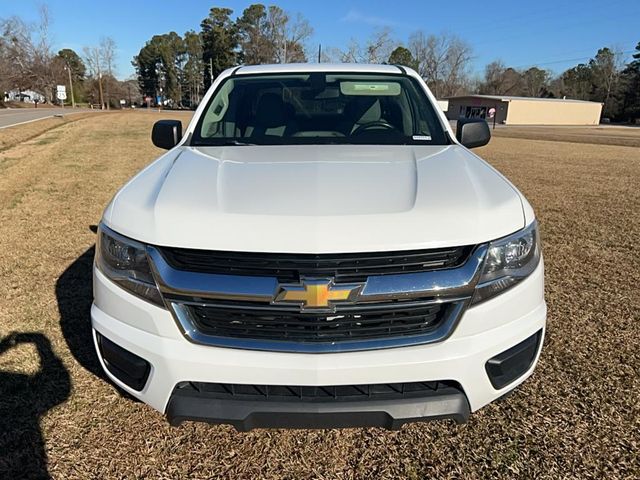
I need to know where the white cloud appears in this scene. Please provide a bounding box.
[340,8,400,27]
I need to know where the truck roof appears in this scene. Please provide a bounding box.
[234,63,407,75]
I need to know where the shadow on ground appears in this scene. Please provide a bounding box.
[0,332,71,479]
[56,235,137,403]
[56,244,105,380]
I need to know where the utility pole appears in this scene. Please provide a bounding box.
[65,64,76,108]
[209,58,213,85]
[283,36,287,63]
[105,73,110,110]
[318,44,321,63]
[98,72,105,109]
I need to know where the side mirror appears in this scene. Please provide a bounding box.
[456,118,491,149]
[152,120,182,149]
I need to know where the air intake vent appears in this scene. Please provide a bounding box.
[186,300,449,344]
[157,245,472,283]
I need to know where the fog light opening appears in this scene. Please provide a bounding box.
[96,332,151,391]
[485,330,542,390]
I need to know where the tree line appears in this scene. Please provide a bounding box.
[132,5,476,107]
[2,4,639,122]
[133,5,313,107]
[134,3,640,122]
[368,39,639,121]
[0,6,138,108]
[474,46,640,121]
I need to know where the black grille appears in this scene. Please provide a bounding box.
[175,380,462,403]
[158,245,472,283]
[186,300,448,343]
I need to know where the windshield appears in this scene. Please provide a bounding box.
[191,72,449,146]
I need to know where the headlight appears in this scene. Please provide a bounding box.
[472,221,541,304]
[96,224,164,307]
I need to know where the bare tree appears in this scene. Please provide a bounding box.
[100,37,116,109]
[407,31,429,77]
[283,12,312,63]
[590,47,624,117]
[409,32,472,98]
[30,5,57,101]
[521,67,550,97]
[236,5,313,64]
[336,28,396,64]
[83,45,105,108]
[477,60,524,95]
[0,6,57,102]
[479,60,507,94]
[265,6,287,63]
[81,38,117,109]
[266,7,312,63]
[365,28,395,64]
[0,16,34,93]
[337,39,360,63]
[442,35,473,96]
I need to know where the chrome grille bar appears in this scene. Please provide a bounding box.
[146,244,488,352]
[147,244,487,303]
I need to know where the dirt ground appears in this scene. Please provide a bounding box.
[0,113,638,479]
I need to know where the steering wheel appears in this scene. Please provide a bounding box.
[351,120,397,136]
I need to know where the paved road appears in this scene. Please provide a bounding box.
[0,108,93,129]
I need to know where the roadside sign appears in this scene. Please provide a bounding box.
[156,95,162,105]
[56,85,66,93]
[56,91,67,100]
[490,105,498,130]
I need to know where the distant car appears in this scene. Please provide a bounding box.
[92,64,546,431]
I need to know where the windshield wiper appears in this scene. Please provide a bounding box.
[193,139,256,146]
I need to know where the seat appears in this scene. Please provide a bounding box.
[340,97,382,135]
[245,93,296,138]
[383,99,405,134]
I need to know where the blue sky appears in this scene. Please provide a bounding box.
[1,0,638,79]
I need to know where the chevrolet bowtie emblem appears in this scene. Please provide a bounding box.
[273,278,362,312]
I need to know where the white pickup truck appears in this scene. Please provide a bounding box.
[93,64,545,430]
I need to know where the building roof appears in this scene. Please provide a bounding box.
[445,94,601,105]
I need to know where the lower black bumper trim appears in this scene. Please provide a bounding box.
[166,388,470,431]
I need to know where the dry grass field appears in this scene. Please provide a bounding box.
[0,113,638,479]
[492,124,640,148]
[0,111,99,151]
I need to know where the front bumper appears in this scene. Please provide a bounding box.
[165,380,471,431]
[91,260,546,429]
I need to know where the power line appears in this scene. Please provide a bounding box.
[513,50,636,69]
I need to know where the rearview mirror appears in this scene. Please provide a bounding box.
[456,118,491,149]
[152,120,182,149]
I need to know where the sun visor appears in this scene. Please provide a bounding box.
[340,81,401,96]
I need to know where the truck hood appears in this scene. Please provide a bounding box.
[104,145,526,253]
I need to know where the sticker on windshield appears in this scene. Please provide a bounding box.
[412,135,432,141]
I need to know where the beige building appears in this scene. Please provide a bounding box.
[445,95,603,126]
